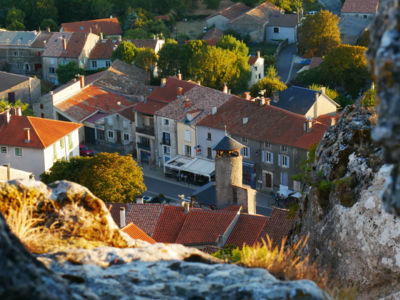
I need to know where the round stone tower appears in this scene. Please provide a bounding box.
[213,136,244,208]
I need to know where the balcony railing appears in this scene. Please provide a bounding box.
[136,126,155,136]
[137,142,150,151]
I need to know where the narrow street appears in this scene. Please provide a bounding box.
[276,43,298,83]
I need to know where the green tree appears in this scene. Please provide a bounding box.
[111,41,137,64]
[29,0,58,29]
[5,7,25,30]
[134,47,157,71]
[56,61,85,85]
[216,34,249,58]
[124,28,152,39]
[41,153,146,203]
[0,99,33,115]
[89,0,112,19]
[157,39,181,77]
[321,44,369,98]
[308,84,339,100]
[250,76,287,97]
[297,10,341,57]
[40,18,58,31]
[361,87,376,107]
[182,40,208,77]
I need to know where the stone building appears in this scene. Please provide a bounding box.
[0,71,40,105]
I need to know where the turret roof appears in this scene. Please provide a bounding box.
[213,135,244,151]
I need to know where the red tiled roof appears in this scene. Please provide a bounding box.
[54,85,135,122]
[148,77,196,103]
[107,202,133,227]
[61,18,122,36]
[89,39,119,59]
[130,39,158,50]
[226,214,269,247]
[258,208,295,247]
[207,3,250,20]
[203,27,224,45]
[309,57,323,69]
[220,204,242,212]
[134,100,167,115]
[230,1,280,25]
[0,113,81,149]
[153,206,187,243]
[119,106,136,122]
[197,98,331,150]
[175,210,237,245]
[248,55,262,65]
[341,0,379,14]
[154,15,171,22]
[121,222,156,244]
[43,32,92,58]
[125,204,164,237]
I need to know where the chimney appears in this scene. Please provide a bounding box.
[304,117,312,132]
[183,202,190,214]
[119,207,126,228]
[265,98,271,105]
[223,83,228,94]
[184,97,190,109]
[177,86,183,96]
[24,128,30,143]
[15,107,22,116]
[79,75,85,88]
[136,197,144,204]
[118,36,122,42]
[243,117,248,125]
[259,97,265,106]
[331,117,336,126]
[212,107,217,115]
[4,164,10,180]
[257,50,261,58]
[62,38,66,51]
[320,87,326,94]
[46,26,50,32]
[177,71,182,80]
[244,91,251,100]
[161,78,167,87]
[100,32,103,40]
[273,91,279,103]
[5,110,10,124]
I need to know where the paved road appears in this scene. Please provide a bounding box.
[276,43,298,83]
[143,175,195,201]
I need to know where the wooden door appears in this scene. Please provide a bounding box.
[264,173,272,188]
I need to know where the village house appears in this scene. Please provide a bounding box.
[340,0,379,19]
[60,17,123,39]
[266,14,298,43]
[129,38,165,54]
[0,71,41,105]
[248,51,264,87]
[206,3,250,31]
[271,86,340,118]
[0,30,52,77]
[0,108,81,178]
[42,32,99,84]
[87,38,119,71]
[202,27,224,46]
[197,97,335,191]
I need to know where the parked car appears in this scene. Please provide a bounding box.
[79,144,94,157]
[142,195,153,203]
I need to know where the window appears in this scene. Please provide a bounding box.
[40,104,44,109]
[185,145,192,156]
[106,61,111,67]
[163,145,170,155]
[207,147,212,159]
[8,92,15,104]
[108,131,114,138]
[49,67,55,74]
[265,142,271,148]
[184,130,191,142]
[242,137,247,143]
[92,61,97,68]
[1,146,7,153]
[279,154,290,168]
[207,132,212,141]
[15,147,22,157]
[68,134,73,150]
[124,133,129,141]
[255,66,258,71]
[60,138,64,149]
[241,146,250,158]
[163,119,169,126]
[107,117,113,125]
[162,132,170,145]
[281,172,288,186]
[262,151,273,164]
[281,145,288,153]
[41,113,44,118]
[274,27,279,33]
[97,129,105,140]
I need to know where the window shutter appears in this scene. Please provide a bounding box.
[182,144,185,155]
[287,156,290,168]
[278,154,281,166]
[271,152,274,164]
[261,150,265,162]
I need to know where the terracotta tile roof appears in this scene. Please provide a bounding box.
[230,1,280,25]
[220,204,242,212]
[121,222,156,244]
[175,210,237,245]
[148,77,196,103]
[207,3,250,20]
[341,0,379,14]
[43,32,94,58]
[197,97,331,150]
[156,84,240,124]
[107,202,133,227]
[89,39,119,59]
[203,27,224,45]
[134,100,167,115]
[258,208,295,247]
[125,204,164,237]
[267,14,298,27]
[61,18,122,36]
[226,214,269,247]
[309,57,323,69]
[153,206,187,243]
[248,55,263,65]
[0,113,81,149]
[130,39,158,50]
[118,106,136,122]
[54,85,136,122]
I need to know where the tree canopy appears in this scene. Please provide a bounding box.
[321,44,369,98]
[250,66,287,97]
[157,39,181,78]
[0,99,33,115]
[41,153,146,203]
[56,61,85,85]
[134,47,157,71]
[297,10,341,57]
[111,41,137,64]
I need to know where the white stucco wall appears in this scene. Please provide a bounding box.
[249,59,265,87]
[155,116,177,166]
[196,126,225,160]
[306,94,338,119]
[266,26,297,43]
[86,59,111,71]
[206,15,229,30]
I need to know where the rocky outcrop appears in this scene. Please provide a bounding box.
[38,246,329,300]
[0,209,77,300]
[293,105,400,298]
[367,0,400,215]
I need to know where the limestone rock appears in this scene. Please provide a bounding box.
[38,246,330,300]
